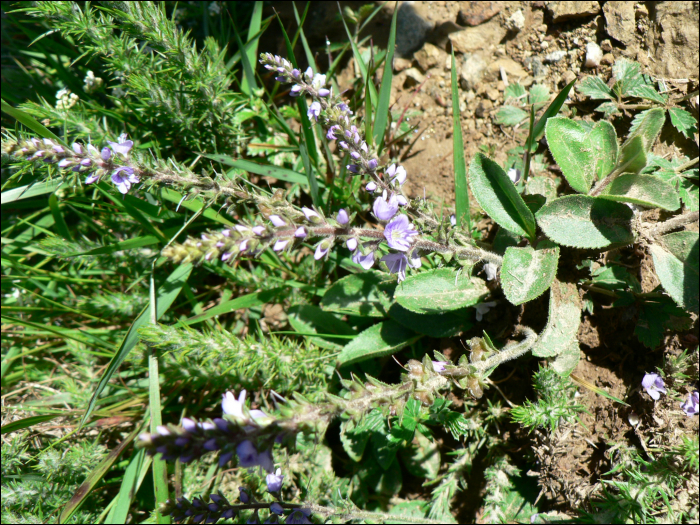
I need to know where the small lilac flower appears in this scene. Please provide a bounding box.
[386,164,407,186]
[307,101,321,121]
[101,147,112,161]
[236,440,259,468]
[239,487,250,503]
[302,207,322,223]
[291,68,301,79]
[235,225,251,233]
[222,391,247,418]
[87,144,99,156]
[368,158,378,171]
[336,209,349,225]
[346,238,358,251]
[221,252,233,261]
[350,151,361,160]
[270,215,286,227]
[365,181,377,192]
[240,239,249,252]
[314,241,331,260]
[286,509,312,524]
[360,142,368,154]
[85,173,99,185]
[318,87,331,97]
[642,373,666,400]
[384,214,418,251]
[270,502,284,515]
[483,262,498,281]
[252,226,266,236]
[475,301,498,322]
[396,195,408,206]
[336,103,353,114]
[274,239,290,251]
[373,191,399,221]
[311,73,326,90]
[52,145,64,154]
[58,158,74,168]
[266,468,284,492]
[111,166,139,194]
[680,391,699,416]
[290,84,303,96]
[352,250,375,269]
[258,448,274,473]
[450,214,457,226]
[432,361,447,373]
[72,142,83,154]
[508,168,521,184]
[408,249,422,269]
[181,418,197,432]
[339,141,349,150]
[327,125,341,140]
[80,158,92,166]
[294,227,307,238]
[107,135,134,156]
[346,164,360,174]
[381,252,408,282]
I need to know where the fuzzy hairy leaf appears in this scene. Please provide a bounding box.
[338,320,420,366]
[394,268,489,314]
[629,84,667,104]
[577,76,615,100]
[599,173,680,211]
[616,135,647,174]
[624,107,665,153]
[399,431,440,480]
[635,296,693,348]
[536,195,635,249]
[321,272,393,317]
[551,340,581,377]
[650,231,699,313]
[468,153,536,239]
[531,279,582,359]
[668,107,698,139]
[545,117,597,193]
[525,176,559,202]
[501,242,559,306]
[590,120,618,180]
[494,106,529,126]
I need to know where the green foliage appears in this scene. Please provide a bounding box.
[501,242,559,306]
[481,455,539,524]
[393,268,489,314]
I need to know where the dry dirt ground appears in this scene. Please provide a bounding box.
[268,1,699,518]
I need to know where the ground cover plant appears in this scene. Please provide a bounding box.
[1,1,698,523]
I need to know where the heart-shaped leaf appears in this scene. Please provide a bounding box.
[599,173,680,211]
[468,153,536,239]
[545,117,597,193]
[394,268,489,314]
[338,320,421,366]
[501,241,560,305]
[536,195,635,249]
[650,231,699,313]
[532,279,581,360]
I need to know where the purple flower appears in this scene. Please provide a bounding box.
[680,391,699,416]
[258,448,274,473]
[274,239,289,251]
[111,166,139,194]
[266,468,284,492]
[107,135,134,156]
[350,151,361,160]
[58,158,74,168]
[368,158,378,171]
[386,164,407,186]
[290,84,303,96]
[219,451,234,467]
[85,173,99,185]
[346,238,358,251]
[346,164,360,174]
[475,301,497,322]
[72,143,83,154]
[270,502,284,515]
[339,141,349,150]
[252,226,266,236]
[307,101,321,121]
[365,182,377,192]
[327,125,341,140]
[396,195,408,206]
[314,241,331,260]
[270,215,286,227]
[239,487,250,503]
[642,373,666,401]
[311,73,327,91]
[80,158,92,166]
[384,214,418,251]
[408,249,422,268]
[336,103,353,114]
[352,250,375,269]
[101,147,112,161]
[336,209,349,225]
[286,510,312,524]
[318,87,331,97]
[222,391,247,418]
[294,227,307,238]
[508,168,522,184]
[432,361,447,373]
[302,207,322,224]
[236,440,259,468]
[373,191,399,221]
[450,214,457,226]
[381,252,408,282]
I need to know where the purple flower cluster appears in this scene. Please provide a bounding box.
[642,372,667,401]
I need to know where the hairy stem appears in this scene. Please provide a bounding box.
[653,211,700,236]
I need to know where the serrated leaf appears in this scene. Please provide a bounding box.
[612,59,644,97]
[287,305,355,349]
[629,84,668,104]
[321,271,393,317]
[599,173,680,211]
[578,76,615,100]
[532,279,581,359]
[551,340,581,377]
[501,242,559,306]
[494,106,529,126]
[340,411,384,462]
[545,117,596,193]
[668,107,698,139]
[394,268,489,314]
[338,320,420,366]
[388,304,472,337]
[650,231,699,313]
[589,120,618,179]
[528,84,550,106]
[596,101,621,117]
[616,135,647,174]
[468,153,536,239]
[536,195,635,249]
[505,83,526,100]
[624,107,665,152]
[399,431,440,480]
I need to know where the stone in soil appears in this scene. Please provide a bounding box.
[456,1,502,27]
[396,2,434,58]
[546,1,601,23]
[645,1,700,78]
[448,17,506,54]
[603,1,637,47]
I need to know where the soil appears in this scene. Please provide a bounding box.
[266,0,700,518]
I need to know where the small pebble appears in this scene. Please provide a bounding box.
[628,411,640,426]
[544,50,568,63]
[585,42,603,68]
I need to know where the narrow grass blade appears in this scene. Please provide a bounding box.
[1,414,61,434]
[365,76,374,148]
[2,179,66,204]
[300,139,320,207]
[373,2,398,152]
[527,79,575,152]
[202,154,313,186]
[233,21,257,94]
[450,49,470,231]
[48,193,73,241]
[245,2,263,71]
[1,98,67,147]
[158,188,234,226]
[59,423,145,524]
[182,287,284,325]
[292,1,315,70]
[80,263,193,428]
[106,449,150,524]
[338,7,378,108]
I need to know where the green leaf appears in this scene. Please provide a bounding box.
[545,117,596,193]
[1,414,61,434]
[399,431,440,480]
[599,173,680,211]
[668,107,698,139]
[339,6,377,108]
[525,176,559,202]
[501,242,559,306]
[107,449,150,525]
[589,120,618,180]
[468,153,536,239]
[531,279,582,360]
[529,79,576,150]
[650,231,699,313]
[287,305,356,349]
[551,340,581,377]
[394,268,489,314]
[321,271,393,317]
[577,76,615,100]
[624,107,665,152]
[388,303,472,338]
[629,84,668,104]
[611,59,644,97]
[2,179,67,204]
[182,288,283,325]
[1,98,67,147]
[338,320,420,366]
[635,296,693,348]
[451,49,471,231]
[536,195,635,249]
[373,4,398,151]
[494,106,529,126]
[204,155,312,186]
[505,83,526,100]
[81,264,193,427]
[340,413,383,461]
[615,135,647,174]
